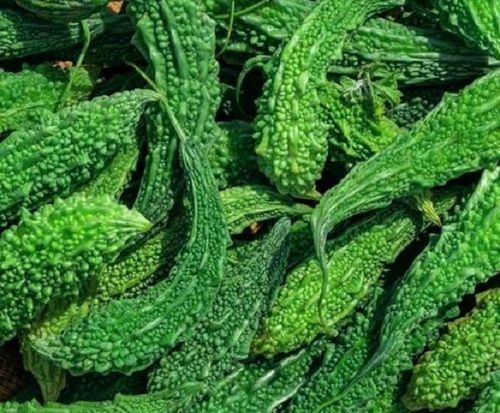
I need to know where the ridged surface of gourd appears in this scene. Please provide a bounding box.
[0,89,155,226]
[471,372,500,413]
[312,70,500,280]
[403,289,500,410]
[148,219,290,403]
[129,0,221,224]
[330,17,500,85]
[254,0,403,198]
[252,188,461,357]
[15,0,108,22]
[0,8,116,59]
[221,185,311,234]
[34,138,228,375]
[433,0,500,59]
[0,195,151,345]
[209,121,263,189]
[0,64,96,133]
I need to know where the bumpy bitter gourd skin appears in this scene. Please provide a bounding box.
[34,138,228,375]
[433,0,500,59]
[403,288,500,410]
[472,372,500,413]
[0,195,151,345]
[0,89,155,226]
[129,0,221,224]
[148,219,290,403]
[252,188,461,357]
[0,64,96,133]
[15,0,108,22]
[221,185,311,234]
[312,70,500,281]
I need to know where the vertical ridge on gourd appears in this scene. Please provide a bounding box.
[471,372,500,413]
[129,0,221,224]
[0,89,156,226]
[33,136,228,375]
[148,219,290,404]
[403,288,500,410]
[14,0,108,22]
[253,0,403,199]
[252,187,462,357]
[0,194,151,345]
[432,0,500,59]
[311,70,500,287]
[0,64,96,134]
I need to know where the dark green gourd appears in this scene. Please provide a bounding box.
[15,0,108,22]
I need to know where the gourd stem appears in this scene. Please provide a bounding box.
[216,0,236,58]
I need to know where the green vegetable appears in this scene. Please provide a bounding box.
[0,64,96,133]
[15,0,108,22]
[252,188,462,357]
[148,218,290,406]
[0,194,151,345]
[403,288,500,410]
[471,372,500,413]
[34,136,228,375]
[0,89,155,226]
[221,185,311,234]
[129,0,221,224]
[433,0,500,59]
[312,70,500,291]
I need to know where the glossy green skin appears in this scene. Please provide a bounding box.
[0,8,117,59]
[472,372,500,413]
[35,139,228,375]
[330,17,500,85]
[254,0,402,198]
[148,219,290,405]
[129,0,221,224]
[15,0,108,22]
[209,121,263,189]
[433,0,500,59]
[403,289,500,410]
[312,70,500,282]
[0,64,95,133]
[252,188,461,357]
[221,185,311,234]
[0,89,155,226]
[0,195,151,345]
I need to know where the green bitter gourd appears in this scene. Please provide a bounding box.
[15,0,108,22]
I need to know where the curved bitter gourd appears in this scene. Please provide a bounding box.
[148,218,290,403]
[0,194,151,345]
[0,89,155,227]
[15,0,108,22]
[403,288,500,411]
[129,0,221,224]
[34,136,228,375]
[312,69,500,284]
[432,0,500,59]
[254,0,403,198]
[252,187,462,357]
[471,372,500,413]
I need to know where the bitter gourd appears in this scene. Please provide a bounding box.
[15,0,108,22]
[403,288,500,410]
[221,185,311,234]
[0,64,96,134]
[432,0,500,59]
[471,372,500,413]
[0,89,155,226]
[254,0,405,198]
[129,0,221,224]
[252,187,461,357]
[34,135,228,375]
[312,69,500,287]
[0,194,151,345]
[148,218,290,404]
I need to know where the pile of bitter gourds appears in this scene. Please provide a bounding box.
[0,0,498,412]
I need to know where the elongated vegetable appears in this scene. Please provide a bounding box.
[15,0,108,22]
[254,0,403,198]
[403,288,500,410]
[0,195,151,345]
[312,70,500,294]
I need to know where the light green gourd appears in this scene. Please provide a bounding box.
[471,372,500,413]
